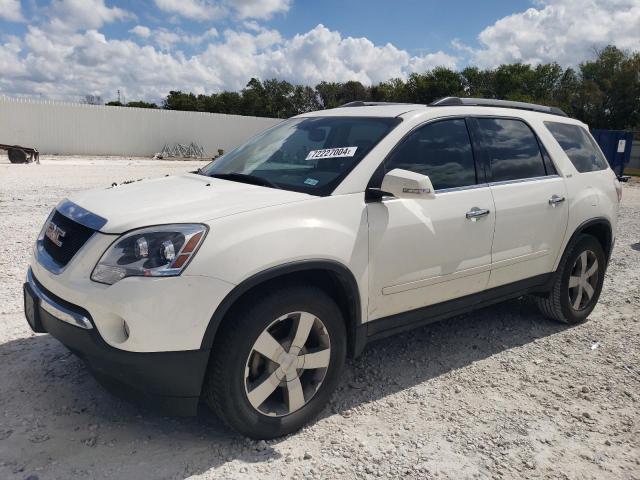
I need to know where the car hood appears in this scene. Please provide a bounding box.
[67,173,313,234]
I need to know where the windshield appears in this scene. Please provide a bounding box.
[200,116,401,195]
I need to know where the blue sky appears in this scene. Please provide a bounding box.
[267,0,532,56]
[2,0,532,56]
[0,0,638,102]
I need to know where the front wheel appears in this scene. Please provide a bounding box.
[204,285,346,439]
[536,234,606,324]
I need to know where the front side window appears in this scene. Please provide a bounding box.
[201,116,401,195]
[476,118,546,182]
[544,121,609,173]
[382,118,477,190]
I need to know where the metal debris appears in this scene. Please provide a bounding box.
[159,142,206,159]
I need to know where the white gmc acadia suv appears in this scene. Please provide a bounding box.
[24,97,621,439]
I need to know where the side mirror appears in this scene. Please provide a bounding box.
[377,168,435,199]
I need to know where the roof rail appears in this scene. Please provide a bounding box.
[429,97,568,117]
[340,101,413,107]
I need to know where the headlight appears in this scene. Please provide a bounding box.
[91,224,207,285]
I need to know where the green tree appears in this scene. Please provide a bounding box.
[315,81,342,109]
[578,46,640,129]
[370,78,406,102]
[163,91,198,111]
[289,85,321,115]
[461,67,494,98]
[405,68,464,104]
[338,81,370,105]
[126,100,157,108]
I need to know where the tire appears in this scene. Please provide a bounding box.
[8,148,28,164]
[536,234,606,324]
[204,285,347,439]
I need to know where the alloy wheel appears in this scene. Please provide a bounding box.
[568,250,599,311]
[244,311,331,417]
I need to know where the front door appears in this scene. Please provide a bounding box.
[367,118,495,321]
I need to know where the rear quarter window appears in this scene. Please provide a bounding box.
[544,122,609,173]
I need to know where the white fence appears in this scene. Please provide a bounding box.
[0,97,281,157]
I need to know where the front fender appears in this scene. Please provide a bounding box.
[186,193,370,345]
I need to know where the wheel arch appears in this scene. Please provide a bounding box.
[561,217,613,268]
[199,260,365,358]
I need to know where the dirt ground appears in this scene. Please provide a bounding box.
[1,156,639,480]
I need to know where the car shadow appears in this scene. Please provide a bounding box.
[322,297,569,418]
[0,298,569,479]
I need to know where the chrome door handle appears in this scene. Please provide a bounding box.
[465,207,490,220]
[549,195,566,206]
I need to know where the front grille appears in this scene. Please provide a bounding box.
[43,211,95,266]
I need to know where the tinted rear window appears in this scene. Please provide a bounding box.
[476,118,546,182]
[544,122,609,172]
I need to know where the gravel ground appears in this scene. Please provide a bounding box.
[1,156,639,480]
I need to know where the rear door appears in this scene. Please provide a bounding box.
[472,117,568,288]
[367,118,495,320]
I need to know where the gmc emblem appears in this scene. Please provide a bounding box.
[45,221,66,247]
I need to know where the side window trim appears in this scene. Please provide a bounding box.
[466,117,490,184]
[487,175,560,187]
[471,115,556,183]
[535,136,559,176]
[368,115,485,192]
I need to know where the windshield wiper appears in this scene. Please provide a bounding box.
[210,172,281,189]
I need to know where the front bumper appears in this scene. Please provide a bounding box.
[30,230,235,353]
[24,268,210,416]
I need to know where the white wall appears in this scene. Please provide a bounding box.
[0,96,281,156]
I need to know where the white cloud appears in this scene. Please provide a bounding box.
[0,0,23,22]
[198,24,458,89]
[233,0,291,19]
[153,0,227,21]
[134,26,220,50]
[153,0,290,21]
[409,51,458,72]
[0,23,457,103]
[48,0,134,31]
[0,35,26,77]
[130,25,151,38]
[187,27,220,44]
[468,0,640,67]
[152,29,182,50]
[0,26,217,101]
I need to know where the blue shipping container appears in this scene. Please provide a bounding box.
[591,129,634,177]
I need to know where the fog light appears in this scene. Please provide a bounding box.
[92,264,127,284]
[123,320,130,339]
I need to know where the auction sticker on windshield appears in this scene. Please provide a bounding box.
[306,147,357,160]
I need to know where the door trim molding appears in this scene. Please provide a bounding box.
[491,249,549,270]
[382,263,491,295]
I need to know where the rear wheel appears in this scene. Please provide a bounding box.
[536,234,606,324]
[205,285,346,439]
